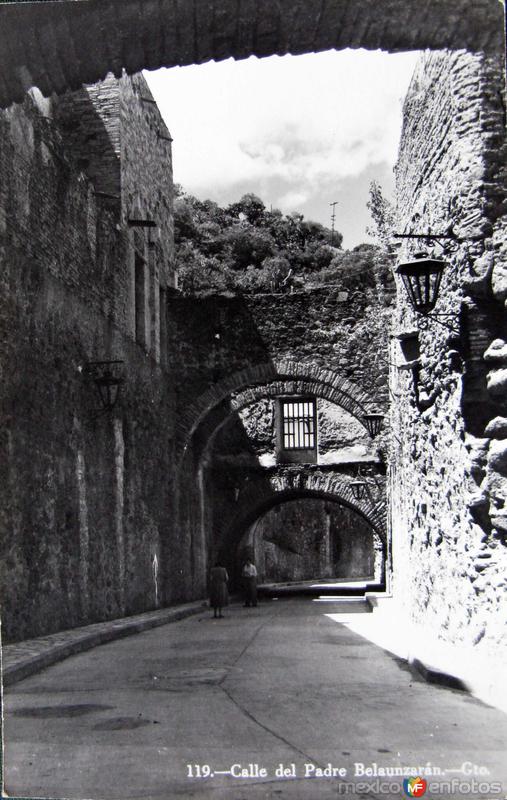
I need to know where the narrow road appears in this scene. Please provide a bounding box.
[3,599,506,800]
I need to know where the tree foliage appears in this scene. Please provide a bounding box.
[174,190,386,295]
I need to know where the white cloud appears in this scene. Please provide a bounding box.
[276,189,311,214]
[144,49,420,246]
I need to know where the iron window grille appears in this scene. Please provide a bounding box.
[281,399,316,450]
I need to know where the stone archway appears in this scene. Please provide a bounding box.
[222,471,387,549]
[177,359,379,457]
[0,0,502,108]
[215,474,387,587]
[176,363,388,597]
[237,495,385,587]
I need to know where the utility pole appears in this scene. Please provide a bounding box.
[330,201,339,246]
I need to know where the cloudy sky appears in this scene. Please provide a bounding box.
[145,49,420,248]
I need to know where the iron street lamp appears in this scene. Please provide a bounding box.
[363,412,384,438]
[391,229,471,333]
[396,253,446,315]
[350,466,383,502]
[86,360,125,412]
[350,479,367,501]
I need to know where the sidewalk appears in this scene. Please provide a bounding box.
[1,601,208,687]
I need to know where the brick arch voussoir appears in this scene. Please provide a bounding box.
[177,360,376,457]
[224,471,387,550]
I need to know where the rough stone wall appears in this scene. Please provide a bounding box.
[222,400,374,466]
[0,76,179,642]
[119,73,174,280]
[53,76,122,204]
[392,50,507,654]
[168,286,393,410]
[0,0,503,108]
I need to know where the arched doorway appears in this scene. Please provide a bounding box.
[237,496,383,586]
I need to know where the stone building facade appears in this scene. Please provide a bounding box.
[391,48,507,682]
[0,70,392,640]
[0,73,176,640]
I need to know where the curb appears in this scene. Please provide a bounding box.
[2,602,208,687]
[364,596,471,696]
[410,658,469,693]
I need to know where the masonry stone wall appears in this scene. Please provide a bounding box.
[0,75,180,642]
[234,399,373,465]
[168,284,394,414]
[391,50,507,655]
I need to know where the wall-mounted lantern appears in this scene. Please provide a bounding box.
[392,230,468,333]
[350,479,367,501]
[350,464,367,501]
[363,412,384,438]
[350,466,384,502]
[85,360,125,412]
[396,253,446,315]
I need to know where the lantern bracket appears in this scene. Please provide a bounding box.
[419,313,460,335]
[392,229,462,255]
[394,243,461,334]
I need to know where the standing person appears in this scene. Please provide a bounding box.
[209,562,229,619]
[242,559,258,607]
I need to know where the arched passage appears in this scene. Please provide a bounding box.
[177,359,381,458]
[237,496,384,586]
[223,476,386,547]
[217,483,386,588]
[176,365,388,600]
[0,1,501,108]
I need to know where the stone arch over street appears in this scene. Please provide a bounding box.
[220,475,386,552]
[176,357,388,600]
[217,476,387,587]
[0,0,502,108]
[178,358,378,458]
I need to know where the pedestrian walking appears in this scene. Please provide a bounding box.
[209,562,229,619]
[242,559,258,607]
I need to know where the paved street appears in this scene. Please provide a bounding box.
[3,599,507,800]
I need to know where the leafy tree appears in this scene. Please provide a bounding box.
[227,193,266,226]
[174,197,199,242]
[225,225,275,270]
[172,186,386,295]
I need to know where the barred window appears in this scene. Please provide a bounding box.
[282,399,316,450]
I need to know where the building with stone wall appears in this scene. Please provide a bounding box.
[390,46,507,693]
[167,286,391,593]
[0,69,392,640]
[0,73,176,640]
